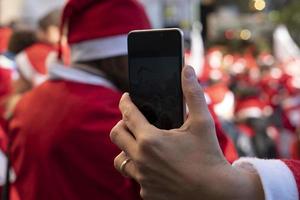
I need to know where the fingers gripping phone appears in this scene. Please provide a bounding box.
[128,28,185,130]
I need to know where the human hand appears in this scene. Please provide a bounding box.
[110,66,264,200]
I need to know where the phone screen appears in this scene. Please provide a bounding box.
[128,29,184,130]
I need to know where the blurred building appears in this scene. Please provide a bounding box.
[0,0,64,26]
[140,0,201,39]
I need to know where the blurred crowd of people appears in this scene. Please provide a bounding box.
[0,0,299,199]
[199,40,300,160]
[0,8,65,124]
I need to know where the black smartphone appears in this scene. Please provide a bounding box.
[128,28,185,130]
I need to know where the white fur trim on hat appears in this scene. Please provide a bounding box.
[15,52,51,86]
[16,52,36,82]
[233,158,299,200]
[48,62,117,90]
[236,107,263,119]
[71,34,128,62]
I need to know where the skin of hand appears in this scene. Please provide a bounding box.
[110,66,264,200]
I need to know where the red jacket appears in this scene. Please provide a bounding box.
[284,160,300,198]
[0,55,15,127]
[9,80,141,200]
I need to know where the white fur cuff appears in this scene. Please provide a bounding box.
[233,158,299,200]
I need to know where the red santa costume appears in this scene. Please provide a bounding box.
[9,0,150,199]
[0,55,17,127]
[15,43,57,86]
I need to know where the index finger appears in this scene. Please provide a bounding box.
[119,93,151,138]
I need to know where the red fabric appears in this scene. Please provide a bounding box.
[0,68,12,122]
[22,43,56,74]
[9,80,141,200]
[281,109,297,133]
[0,68,12,98]
[63,0,151,44]
[0,126,7,152]
[0,27,12,53]
[291,141,300,160]
[0,57,14,126]
[283,160,300,199]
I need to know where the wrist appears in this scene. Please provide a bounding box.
[202,161,264,200]
[231,163,264,200]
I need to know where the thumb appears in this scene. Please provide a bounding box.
[182,66,210,119]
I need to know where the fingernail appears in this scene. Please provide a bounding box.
[184,66,195,80]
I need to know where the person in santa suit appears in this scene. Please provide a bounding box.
[111,66,300,200]
[0,26,13,126]
[8,0,150,200]
[0,29,37,126]
[14,9,63,91]
[6,9,67,123]
[234,97,277,158]
[0,55,16,127]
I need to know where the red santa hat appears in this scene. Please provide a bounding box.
[60,0,151,62]
[235,98,272,120]
[0,27,12,54]
[15,43,57,86]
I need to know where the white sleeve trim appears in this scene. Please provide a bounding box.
[233,158,299,200]
[0,150,16,185]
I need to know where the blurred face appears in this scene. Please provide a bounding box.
[37,25,60,44]
[104,56,129,92]
[82,56,129,92]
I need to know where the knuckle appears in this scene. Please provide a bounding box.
[109,124,121,143]
[140,188,149,199]
[113,156,120,171]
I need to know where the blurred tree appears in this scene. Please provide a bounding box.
[278,0,300,46]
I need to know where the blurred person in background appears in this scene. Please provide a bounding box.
[4,9,67,123]
[14,8,62,93]
[0,29,37,126]
[199,38,300,160]
[0,28,37,199]
[8,0,150,199]
[0,26,13,115]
